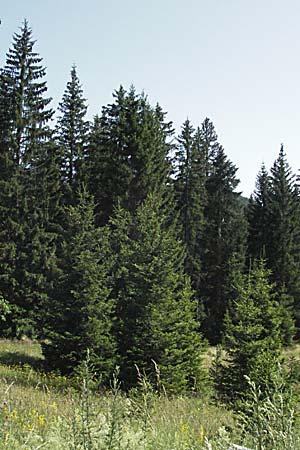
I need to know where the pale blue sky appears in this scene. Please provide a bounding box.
[1,0,300,196]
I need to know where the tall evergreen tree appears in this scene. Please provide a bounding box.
[0,70,23,335]
[21,140,63,337]
[56,65,89,203]
[215,259,282,404]
[43,190,116,379]
[247,163,272,260]
[86,86,173,225]
[268,146,299,341]
[173,120,207,312]
[0,21,60,337]
[247,147,299,342]
[110,192,205,392]
[2,20,53,167]
[268,147,299,293]
[201,143,247,344]
[198,117,219,177]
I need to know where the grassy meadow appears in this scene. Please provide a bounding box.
[0,340,299,449]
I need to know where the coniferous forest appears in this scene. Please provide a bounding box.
[1,20,300,406]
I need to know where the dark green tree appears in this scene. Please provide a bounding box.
[0,21,58,337]
[0,70,23,335]
[198,117,219,177]
[110,192,205,392]
[268,148,299,288]
[86,86,173,225]
[56,65,89,203]
[2,20,53,167]
[43,190,116,379]
[247,147,298,343]
[215,260,282,404]
[247,163,271,260]
[268,146,299,341]
[21,140,63,337]
[201,143,247,344]
[173,120,207,315]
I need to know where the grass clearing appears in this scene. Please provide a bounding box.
[0,339,299,449]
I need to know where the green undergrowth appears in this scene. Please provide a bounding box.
[0,339,300,449]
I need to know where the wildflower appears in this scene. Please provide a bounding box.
[198,424,204,443]
[37,414,45,427]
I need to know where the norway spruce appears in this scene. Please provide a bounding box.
[247,163,272,260]
[43,190,116,379]
[174,120,206,298]
[0,21,59,337]
[2,20,53,166]
[56,65,89,203]
[216,260,282,404]
[247,147,299,342]
[110,193,205,392]
[201,139,247,344]
[86,86,172,225]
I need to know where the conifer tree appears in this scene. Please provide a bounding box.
[268,146,299,341]
[86,86,173,225]
[198,117,219,177]
[43,190,116,379]
[216,260,282,403]
[110,193,205,392]
[247,163,271,260]
[247,147,299,342]
[0,21,58,336]
[0,71,23,335]
[2,20,53,167]
[201,144,247,344]
[268,147,299,291]
[173,120,207,313]
[21,140,63,337]
[56,65,89,203]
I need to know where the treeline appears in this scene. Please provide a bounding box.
[0,21,299,395]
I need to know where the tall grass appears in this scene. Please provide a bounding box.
[0,339,299,449]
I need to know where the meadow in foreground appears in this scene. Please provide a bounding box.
[0,339,299,450]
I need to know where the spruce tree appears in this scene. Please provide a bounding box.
[268,146,299,341]
[21,140,63,337]
[0,21,58,336]
[2,20,53,167]
[0,70,23,335]
[247,147,298,342]
[268,147,299,290]
[86,86,173,225]
[173,120,207,316]
[56,65,89,203]
[198,117,219,177]
[201,142,247,344]
[247,163,272,260]
[43,190,116,379]
[110,192,205,392]
[216,260,282,404]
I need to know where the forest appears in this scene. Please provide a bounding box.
[1,19,300,430]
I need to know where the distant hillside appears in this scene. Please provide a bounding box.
[239,195,249,208]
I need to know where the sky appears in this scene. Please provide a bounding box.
[1,0,300,196]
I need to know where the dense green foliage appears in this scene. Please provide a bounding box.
[214,260,282,403]
[1,21,300,402]
[42,190,116,379]
[56,64,89,203]
[110,192,205,391]
[247,146,300,343]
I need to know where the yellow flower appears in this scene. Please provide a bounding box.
[23,422,33,432]
[198,424,204,443]
[180,419,189,436]
[37,414,45,427]
[10,409,18,420]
